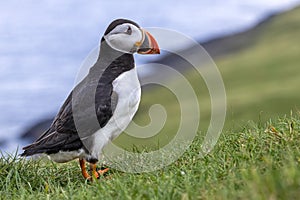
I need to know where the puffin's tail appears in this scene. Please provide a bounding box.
[20,143,43,157]
[20,128,52,157]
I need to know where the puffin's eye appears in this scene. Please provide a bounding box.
[126,26,132,35]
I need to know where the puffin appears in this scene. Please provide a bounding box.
[21,19,160,180]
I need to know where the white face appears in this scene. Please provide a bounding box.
[104,23,143,54]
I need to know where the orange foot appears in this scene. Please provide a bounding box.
[79,159,109,180]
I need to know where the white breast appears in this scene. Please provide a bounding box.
[89,67,141,159]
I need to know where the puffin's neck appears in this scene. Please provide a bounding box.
[89,39,135,83]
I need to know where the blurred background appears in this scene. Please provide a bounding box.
[1,0,300,153]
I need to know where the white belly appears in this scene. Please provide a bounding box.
[89,67,141,159]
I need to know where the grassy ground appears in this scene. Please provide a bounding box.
[1,6,300,200]
[1,114,299,199]
[216,6,300,125]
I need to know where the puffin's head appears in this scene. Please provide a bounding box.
[103,19,160,54]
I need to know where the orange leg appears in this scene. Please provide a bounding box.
[90,163,99,179]
[90,163,110,179]
[79,159,91,179]
[79,159,109,180]
[97,167,110,176]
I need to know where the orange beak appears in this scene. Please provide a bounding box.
[137,29,160,54]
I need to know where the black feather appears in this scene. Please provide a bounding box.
[21,20,136,157]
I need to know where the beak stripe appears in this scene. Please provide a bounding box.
[135,29,145,47]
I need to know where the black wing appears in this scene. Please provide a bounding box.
[21,49,134,157]
[21,77,115,156]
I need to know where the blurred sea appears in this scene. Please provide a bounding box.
[1,0,300,153]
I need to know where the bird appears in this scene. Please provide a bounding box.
[21,19,160,180]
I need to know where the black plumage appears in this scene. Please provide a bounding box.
[21,19,136,160]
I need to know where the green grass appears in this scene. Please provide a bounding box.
[1,114,300,199]
[1,6,300,200]
[218,7,300,124]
